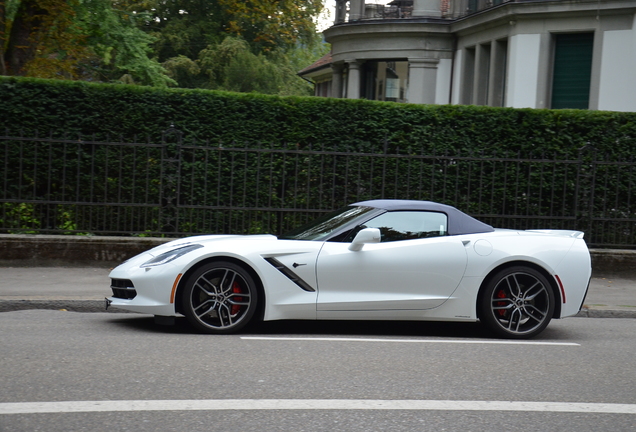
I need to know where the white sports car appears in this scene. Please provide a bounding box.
[106,200,591,338]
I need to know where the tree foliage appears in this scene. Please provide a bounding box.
[2,0,82,77]
[124,0,328,95]
[122,0,324,58]
[217,0,324,52]
[1,0,328,94]
[1,0,174,86]
[74,0,174,86]
[118,0,226,61]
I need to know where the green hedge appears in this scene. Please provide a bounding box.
[1,77,635,247]
[1,76,635,156]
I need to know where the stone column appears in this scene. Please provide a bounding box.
[488,40,507,107]
[331,63,344,98]
[334,0,347,24]
[350,0,365,21]
[346,60,362,99]
[412,0,441,18]
[407,59,439,104]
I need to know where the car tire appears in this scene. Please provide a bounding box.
[182,261,258,334]
[479,266,555,339]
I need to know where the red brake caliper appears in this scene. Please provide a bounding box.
[496,290,507,316]
[231,281,243,315]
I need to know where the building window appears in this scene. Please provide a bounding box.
[551,33,594,109]
[361,61,409,102]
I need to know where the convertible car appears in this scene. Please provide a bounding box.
[106,200,591,338]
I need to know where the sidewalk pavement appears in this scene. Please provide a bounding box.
[0,267,634,318]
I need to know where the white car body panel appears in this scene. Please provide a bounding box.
[460,230,591,318]
[109,235,324,320]
[316,237,467,313]
[106,200,592,337]
[108,230,591,320]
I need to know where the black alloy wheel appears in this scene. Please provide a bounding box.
[479,266,555,339]
[182,261,258,334]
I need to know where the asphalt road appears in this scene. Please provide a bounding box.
[1,310,635,431]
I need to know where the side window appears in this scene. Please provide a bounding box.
[354,211,448,243]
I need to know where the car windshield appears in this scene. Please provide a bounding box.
[279,206,375,241]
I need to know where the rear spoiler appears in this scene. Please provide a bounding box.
[525,230,585,239]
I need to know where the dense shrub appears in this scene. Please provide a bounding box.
[1,76,635,155]
[1,77,635,247]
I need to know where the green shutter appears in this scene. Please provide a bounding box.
[551,33,594,109]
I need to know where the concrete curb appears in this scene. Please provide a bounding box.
[1,234,635,276]
[1,300,635,319]
[576,308,636,319]
[0,300,134,313]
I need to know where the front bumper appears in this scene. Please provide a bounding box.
[104,296,178,316]
[106,256,182,316]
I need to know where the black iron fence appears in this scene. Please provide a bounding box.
[1,129,635,248]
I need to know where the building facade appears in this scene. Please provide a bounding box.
[299,0,636,111]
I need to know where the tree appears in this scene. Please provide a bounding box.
[224,48,284,94]
[74,0,175,86]
[1,0,328,93]
[181,34,326,96]
[1,0,174,86]
[197,36,287,94]
[0,0,9,74]
[123,0,324,60]
[118,0,227,62]
[2,0,81,76]
[162,55,201,88]
[217,0,324,53]
[132,0,328,95]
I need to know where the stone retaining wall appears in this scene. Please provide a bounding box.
[0,234,634,277]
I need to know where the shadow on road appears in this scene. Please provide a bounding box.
[104,314,576,341]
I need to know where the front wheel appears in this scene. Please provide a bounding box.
[181,261,258,334]
[479,266,555,339]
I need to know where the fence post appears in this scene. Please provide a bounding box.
[575,144,597,241]
[160,127,182,233]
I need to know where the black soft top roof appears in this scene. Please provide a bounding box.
[353,199,495,236]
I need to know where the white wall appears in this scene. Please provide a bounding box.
[598,15,636,112]
[506,34,541,108]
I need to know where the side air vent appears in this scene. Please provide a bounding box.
[264,257,315,292]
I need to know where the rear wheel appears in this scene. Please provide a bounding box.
[479,266,555,339]
[182,261,258,334]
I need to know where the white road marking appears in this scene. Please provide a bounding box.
[1,400,635,415]
[240,336,580,346]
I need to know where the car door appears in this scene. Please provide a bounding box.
[315,210,467,315]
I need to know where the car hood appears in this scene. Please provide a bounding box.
[146,234,278,257]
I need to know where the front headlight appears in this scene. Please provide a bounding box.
[140,244,203,268]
